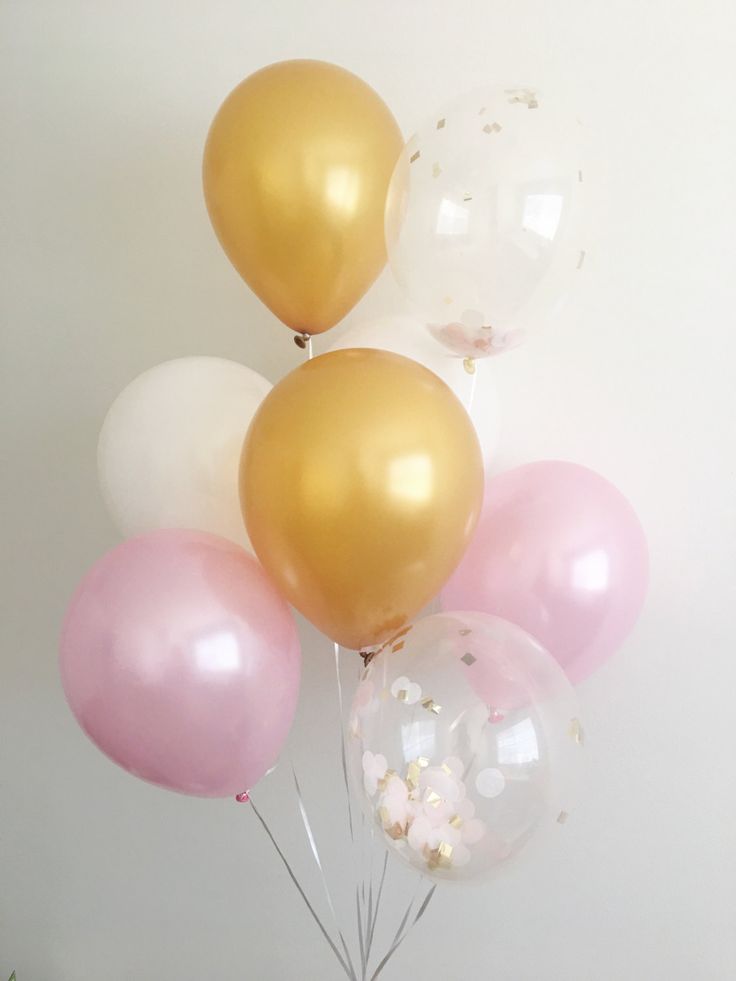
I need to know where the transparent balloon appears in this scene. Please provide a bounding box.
[385,87,589,358]
[348,612,583,883]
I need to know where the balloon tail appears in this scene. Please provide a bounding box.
[467,362,478,416]
[247,794,355,979]
[369,883,436,980]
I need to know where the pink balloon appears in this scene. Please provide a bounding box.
[59,529,301,797]
[441,462,648,683]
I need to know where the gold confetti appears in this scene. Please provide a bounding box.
[387,822,406,840]
[449,814,463,829]
[441,762,452,775]
[506,88,538,109]
[463,192,473,202]
[425,789,442,808]
[432,162,442,178]
[392,640,405,653]
[437,841,454,867]
[569,718,585,746]
[461,652,476,666]
[421,697,442,715]
[436,117,446,130]
[557,810,569,824]
[417,757,430,768]
[463,357,476,375]
[406,761,421,789]
[397,689,408,702]
[409,149,421,163]
[577,250,586,270]
[482,122,502,134]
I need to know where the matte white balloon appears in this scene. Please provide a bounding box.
[385,87,588,358]
[328,314,500,462]
[98,357,271,550]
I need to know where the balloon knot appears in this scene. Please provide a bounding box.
[235,791,250,803]
[294,332,311,350]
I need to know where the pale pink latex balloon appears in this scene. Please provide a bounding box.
[441,462,648,683]
[59,529,301,797]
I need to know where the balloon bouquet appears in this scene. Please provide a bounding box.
[60,61,648,976]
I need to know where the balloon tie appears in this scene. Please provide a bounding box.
[294,332,313,360]
[235,790,250,803]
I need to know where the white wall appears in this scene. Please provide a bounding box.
[2,2,735,979]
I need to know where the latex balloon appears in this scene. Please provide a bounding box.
[241,349,484,650]
[386,87,588,357]
[59,529,301,797]
[441,462,649,683]
[203,60,403,335]
[327,314,501,463]
[97,357,270,551]
[349,612,583,883]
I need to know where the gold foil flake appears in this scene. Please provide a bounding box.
[577,250,586,269]
[432,162,442,178]
[406,761,421,789]
[463,192,473,202]
[557,810,569,824]
[397,689,408,702]
[409,149,421,163]
[459,628,472,636]
[506,88,539,109]
[461,652,477,666]
[417,756,430,768]
[441,762,453,776]
[437,841,454,867]
[449,814,463,829]
[463,357,476,375]
[482,122,502,134]
[569,718,585,746]
[425,789,442,808]
[387,822,406,840]
[436,117,446,130]
[392,640,405,653]
[421,697,442,715]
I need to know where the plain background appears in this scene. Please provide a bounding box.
[2,1,735,978]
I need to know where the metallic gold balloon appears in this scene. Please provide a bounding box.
[240,350,484,650]
[203,60,403,335]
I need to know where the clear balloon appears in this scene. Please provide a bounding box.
[441,462,649,683]
[385,87,588,358]
[327,314,501,463]
[59,529,301,797]
[348,612,583,883]
[98,357,271,551]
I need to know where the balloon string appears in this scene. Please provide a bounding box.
[369,883,436,981]
[291,766,359,981]
[365,851,388,962]
[246,794,354,979]
[306,335,313,360]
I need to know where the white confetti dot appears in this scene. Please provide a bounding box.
[475,767,505,799]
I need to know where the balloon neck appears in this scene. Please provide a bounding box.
[294,332,313,360]
[235,791,250,803]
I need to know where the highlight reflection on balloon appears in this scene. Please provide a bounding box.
[349,613,583,883]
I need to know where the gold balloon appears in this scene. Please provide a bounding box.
[203,60,403,335]
[240,350,484,650]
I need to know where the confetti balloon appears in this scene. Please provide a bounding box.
[385,87,588,358]
[348,612,583,883]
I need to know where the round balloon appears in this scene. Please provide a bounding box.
[385,87,588,357]
[97,357,271,551]
[327,314,501,463]
[203,60,403,335]
[441,462,649,683]
[349,612,583,883]
[241,349,484,650]
[59,529,301,797]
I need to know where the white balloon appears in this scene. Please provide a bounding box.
[385,87,588,358]
[98,357,271,550]
[328,314,500,462]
